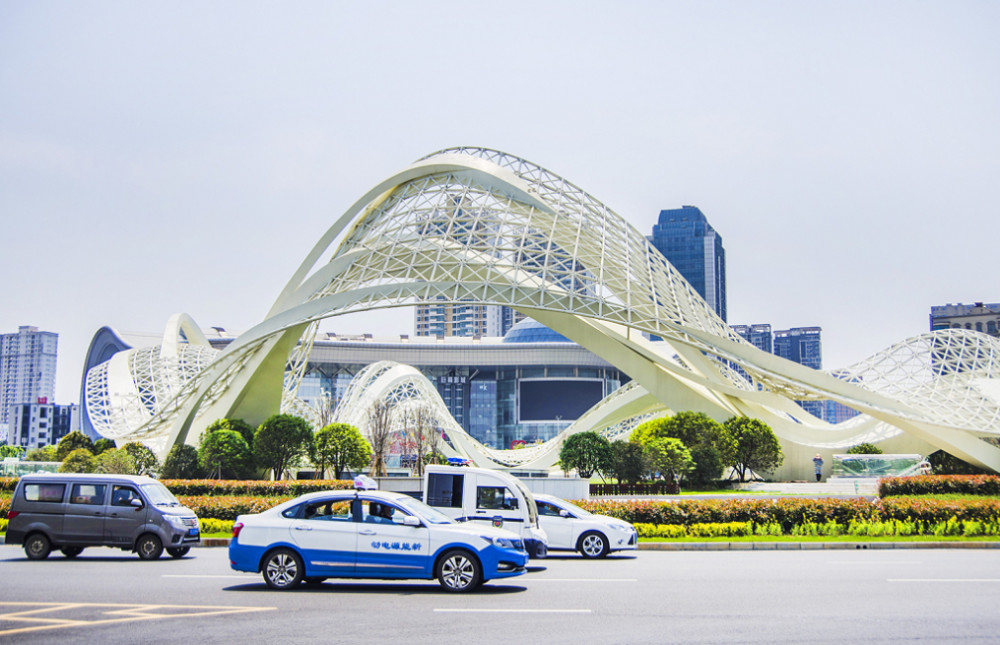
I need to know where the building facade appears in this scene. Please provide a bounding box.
[414,302,525,338]
[731,324,773,353]
[9,400,79,449]
[649,206,727,321]
[1,326,58,439]
[930,302,1000,338]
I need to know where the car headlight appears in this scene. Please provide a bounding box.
[165,515,190,529]
[481,535,518,550]
[610,523,633,532]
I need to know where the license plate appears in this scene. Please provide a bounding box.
[188,528,199,537]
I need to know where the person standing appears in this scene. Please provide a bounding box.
[812,453,824,482]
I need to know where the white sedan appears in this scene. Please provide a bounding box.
[533,493,638,558]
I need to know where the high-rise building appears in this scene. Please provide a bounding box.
[9,401,79,449]
[773,327,823,419]
[1,326,58,437]
[414,300,504,337]
[731,324,773,353]
[930,302,1000,338]
[649,206,727,321]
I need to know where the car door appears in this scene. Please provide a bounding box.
[472,484,523,532]
[354,498,431,576]
[105,484,147,546]
[63,482,108,544]
[536,500,575,549]
[288,497,357,575]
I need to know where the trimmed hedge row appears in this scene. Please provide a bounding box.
[575,497,1000,528]
[162,479,352,496]
[175,495,294,521]
[879,475,1000,497]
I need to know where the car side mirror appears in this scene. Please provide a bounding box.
[559,510,570,518]
[130,498,144,510]
[402,516,421,527]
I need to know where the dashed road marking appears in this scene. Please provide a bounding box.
[435,608,591,614]
[0,602,275,637]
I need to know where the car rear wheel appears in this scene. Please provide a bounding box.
[24,533,51,561]
[166,547,190,558]
[437,549,482,593]
[136,534,163,560]
[578,531,609,558]
[61,546,84,558]
[263,549,304,590]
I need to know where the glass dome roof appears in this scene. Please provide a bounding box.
[502,319,573,343]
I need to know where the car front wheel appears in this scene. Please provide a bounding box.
[437,549,482,593]
[578,531,609,558]
[24,533,51,561]
[136,534,163,560]
[263,549,304,590]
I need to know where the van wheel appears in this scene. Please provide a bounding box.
[263,549,304,590]
[24,534,51,561]
[578,531,609,558]
[437,549,482,592]
[61,547,84,559]
[166,547,190,558]
[136,534,163,560]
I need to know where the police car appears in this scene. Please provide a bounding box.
[229,477,529,592]
[533,493,638,558]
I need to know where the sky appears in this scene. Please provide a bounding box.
[1,1,998,405]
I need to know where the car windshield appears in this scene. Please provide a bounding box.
[395,496,455,525]
[141,482,181,506]
[552,498,592,517]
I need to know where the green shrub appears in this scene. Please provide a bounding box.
[0,518,7,533]
[162,479,353,497]
[879,474,1000,497]
[176,495,292,521]
[199,518,235,535]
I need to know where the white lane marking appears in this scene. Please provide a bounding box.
[523,578,636,582]
[888,578,1000,583]
[162,574,256,579]
[829,561,924,565]
[435,609,591,614]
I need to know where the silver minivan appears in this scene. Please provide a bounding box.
[6,473,200,560]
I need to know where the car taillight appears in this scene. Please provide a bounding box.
[7,511,18,520]
[232,522,243,538]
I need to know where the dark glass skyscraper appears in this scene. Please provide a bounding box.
[774,327,823,419]
[649,206,727,321]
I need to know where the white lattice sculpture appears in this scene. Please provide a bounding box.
[84,148,1000,472]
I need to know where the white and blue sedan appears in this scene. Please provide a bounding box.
[229,487,529,592]
[533,493,638,558]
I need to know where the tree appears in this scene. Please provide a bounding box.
[198,429,253,479]
[366,400,395,478]
[58,448,96,473]
[95,448,136,474]
[25,445,57,462]
[122,441,159,476]
[204,418,257,448]
[631,411,737,485]
[312,423,372,479]
[724,416,784,482]
[609,440,647,485]
[253,414,313,480]
[559,432,614,479]
[403,404,437,477]
[56,431,95,462]
[847,443,883,455]
[643,437,694,484]
[92,438,117,455]
[0,445,24,460]
[161,444,202,479]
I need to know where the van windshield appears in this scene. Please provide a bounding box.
[141,482,181,506]
[510,479,538,524]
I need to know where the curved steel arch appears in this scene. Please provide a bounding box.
[85,147,1000,472]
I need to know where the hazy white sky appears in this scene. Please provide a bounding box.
[2,1,998,404]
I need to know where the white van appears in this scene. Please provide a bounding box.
[423,465,548,558]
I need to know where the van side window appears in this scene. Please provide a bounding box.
[111,486,140,507]
[476,486,518,511]
[24,483,65,503]
[427,473,464,507]
[70,484,107,506]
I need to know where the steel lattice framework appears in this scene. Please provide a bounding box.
[84,147,1000,471]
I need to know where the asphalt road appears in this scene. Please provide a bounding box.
[2,544,1000,644]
